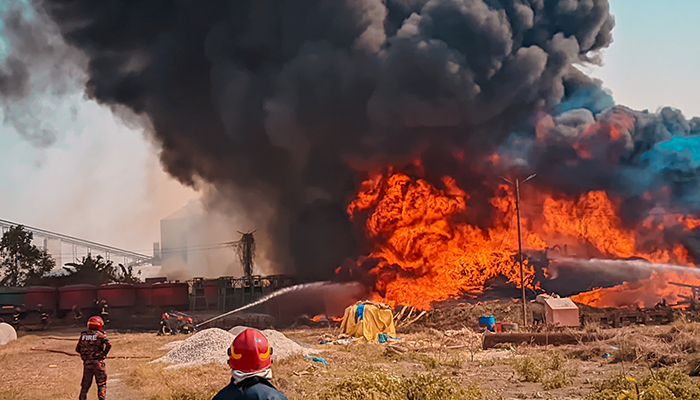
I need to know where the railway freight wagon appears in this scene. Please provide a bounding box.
[188,275,296,311]
[0,274,293,321]
[0,287,26,316]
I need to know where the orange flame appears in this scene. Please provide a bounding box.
[348,169,696,309]
[311,314,342,322]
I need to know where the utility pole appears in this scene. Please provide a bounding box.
[501,174,536,327]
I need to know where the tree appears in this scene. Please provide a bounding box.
[0,225,56,287]
[117,263,141,284]
[61,254,141,285]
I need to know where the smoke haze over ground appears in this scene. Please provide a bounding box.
[4,1,700,282]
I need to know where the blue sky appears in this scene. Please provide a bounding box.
[588,0,700,116]
[0,0,699,252]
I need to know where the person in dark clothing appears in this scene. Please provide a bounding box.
[12,305,25,329]
[158,312,173,336]
[176,315,184,334]
[72,305,83,321]
[99,300,109,325]
[180,317,195,335]
[213,328,287,400]
[76,316,111,400]
[38,304,51,330]
[12,306,21,328]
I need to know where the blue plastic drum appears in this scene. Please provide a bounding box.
[478,316,496,332]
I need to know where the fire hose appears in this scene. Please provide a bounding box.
[196,281,331,328]
[30,347,150,359]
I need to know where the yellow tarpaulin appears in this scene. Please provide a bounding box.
[340,302,396,341]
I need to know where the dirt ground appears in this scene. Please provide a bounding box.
[2,308,700,400]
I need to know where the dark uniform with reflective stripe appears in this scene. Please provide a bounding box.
[213,377,288,400]
[180,323,195,334]
[158,318,173,335]
[76,329,112,400]
[99,303,109,324]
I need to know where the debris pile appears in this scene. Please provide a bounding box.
[154,327,313,369]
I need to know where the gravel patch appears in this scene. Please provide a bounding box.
[153,327,314,370]
[153,328,234,369]
[229,326,316,360]
[159,340,185,350]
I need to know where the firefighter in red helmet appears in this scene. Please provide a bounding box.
[180,317,195,335]
[176,315,184,334]
[76,316,111,400]
[213,328,287,400]
[158,312,173,336]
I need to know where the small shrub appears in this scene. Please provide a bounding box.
[511,352,577,389]
[511,355,546,382]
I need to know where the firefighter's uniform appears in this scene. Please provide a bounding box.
[76,327,112,400]
[181,323,195,334]
[100,302,110,324]
[158,316,173,336]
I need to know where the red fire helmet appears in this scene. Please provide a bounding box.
[87,316,104,331]
[227,328,272,372]
[177,316,183,321]
[162,312,170,319]
[186,317,193,324]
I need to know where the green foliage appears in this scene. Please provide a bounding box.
[37,253,141,286]
[587,368,700,400]
[511,352,576,389]
[511,354,546,382]
[320,369,482,400]
[0,225,55,286]
[60,254,141,285]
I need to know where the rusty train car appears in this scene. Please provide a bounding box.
[0,274,295,320]
[0,278,189,319]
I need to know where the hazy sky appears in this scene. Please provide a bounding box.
[0,0,698,253]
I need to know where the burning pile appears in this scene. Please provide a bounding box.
[347,167,700,309]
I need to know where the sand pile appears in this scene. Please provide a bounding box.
[154,327,313,369]
[0,323,17,346]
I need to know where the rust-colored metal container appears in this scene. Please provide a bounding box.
[151,282,189,309]
[58,284,97,310]
[25,286,58,311]
[204,280,219,306]
[98,283,136,308]
[135,283,153,307]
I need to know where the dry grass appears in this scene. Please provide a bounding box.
[125,363,227,400]
[319,369,482,400]
[4,322,700,400]
[557,323,700,368]
[587,368,700,400]
[0,328,205,400]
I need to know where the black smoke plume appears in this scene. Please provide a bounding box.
[0,5,83,147]
[10,1,619,279]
